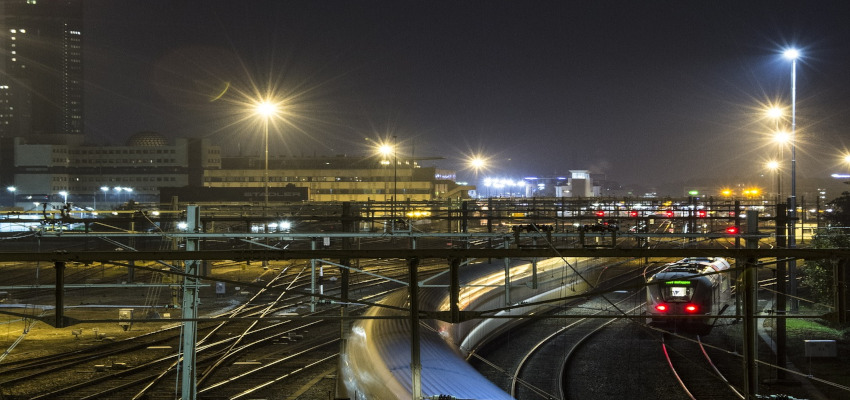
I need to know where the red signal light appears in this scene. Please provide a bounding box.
[685,304,699,313]
[725,226,739,234]
[655,304,668,312]
[629,210,638,217]
[665,210,674,218]
[696,210,707,218]
[595,210,605,217]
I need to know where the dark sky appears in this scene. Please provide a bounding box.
[83,1,850,193]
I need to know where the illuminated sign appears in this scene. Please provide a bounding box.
[665,280,691,285]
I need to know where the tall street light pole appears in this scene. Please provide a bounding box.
[767,161,780,204]
[392,135,398,231]
[256,101,278,210]
[784,48,799,312]
[255,101,279,268]
[378,141,397,231]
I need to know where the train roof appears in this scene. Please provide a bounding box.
[649,257,730,281]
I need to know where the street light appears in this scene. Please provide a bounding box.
[255,100,279,211]
[100,186,109,208]
[766,106,783,121]
[470,157,486,198]
[59,190,68,204]
[783,47,800,311]
[6,186,16,206]
[766,160,781,203]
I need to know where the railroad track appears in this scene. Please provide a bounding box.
[661,333,744,400]
[0,257,446,398]
[510,294,643,399]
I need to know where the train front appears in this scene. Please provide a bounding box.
[646,265,716,334]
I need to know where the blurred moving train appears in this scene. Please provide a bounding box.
[646,257,733,334]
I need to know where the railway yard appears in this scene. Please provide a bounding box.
[0,200,848,399]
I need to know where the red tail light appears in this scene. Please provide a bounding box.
[685,304,699,313]
[655,304,668,312]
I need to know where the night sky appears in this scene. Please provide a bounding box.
[83,1,850,194]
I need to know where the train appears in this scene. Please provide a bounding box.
[646,257,733,334]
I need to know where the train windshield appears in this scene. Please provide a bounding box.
[661,281,694,302]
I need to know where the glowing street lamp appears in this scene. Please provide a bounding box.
[773,130,790,144]
[372,138,400,228]
[255,100,280,210]
[59,190,68,204]
[467,155,488,198]
[6,186,16,206]
[469,156,486,173]
[766,106,783,121]
[100,186,109,208]
[766,160,781,202]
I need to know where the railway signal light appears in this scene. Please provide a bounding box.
[629,210,638,217]
[665,210,674,218]
[595,210,605,217]
[696,210,707,218]
[725,226,739,234]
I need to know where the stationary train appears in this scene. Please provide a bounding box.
[646,257,733,334]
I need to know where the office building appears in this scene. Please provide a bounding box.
[0,0,84,138]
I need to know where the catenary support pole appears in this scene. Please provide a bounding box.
[774,204,787,380]
[409,257,422,400]
[742,209,759,399]
[54,261,65,328]
[180,205,200,400]
[450,258,460,323]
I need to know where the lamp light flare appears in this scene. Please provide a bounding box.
[766,160,779,170]
[766,106,783,119]
[378,144,393,157]
[783,48,799,60]
[255,100,278,117]
[470,157,485,170]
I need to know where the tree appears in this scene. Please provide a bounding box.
[823,191,850,227]
[802,233,850,309]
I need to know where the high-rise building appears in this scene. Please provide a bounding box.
[0,0,84,138]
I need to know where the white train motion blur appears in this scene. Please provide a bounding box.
[645,257,733,335]
[341,258,591,400]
